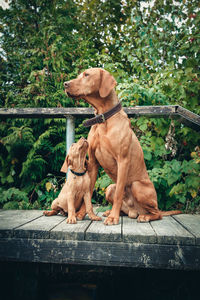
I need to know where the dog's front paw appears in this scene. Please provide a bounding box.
[102,210,111,217]
[89,214,102,221]
[67,216,77,224]
[104,216,119,226]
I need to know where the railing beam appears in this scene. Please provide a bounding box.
[0,105,199,131]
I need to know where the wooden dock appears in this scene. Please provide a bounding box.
[0,210,199,270]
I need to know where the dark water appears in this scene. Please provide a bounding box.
[1,262,199,300]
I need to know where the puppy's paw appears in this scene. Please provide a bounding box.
[43,210,57,216]
[43,211,50,216]
[104,216,119,226]
[67,216,77,224]
[89,214,102,221]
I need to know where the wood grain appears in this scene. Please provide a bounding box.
[0,105,199,131]
[0,210,200,270]
[14,214,66,239]
[150,216,195,245]
[173,214,200,245]
[85,213,122,242]
[0,210,43,238]
[123,217,157,244]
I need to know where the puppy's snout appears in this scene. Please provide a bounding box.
[64,81,70,89]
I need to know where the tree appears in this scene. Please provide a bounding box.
[0,0,199,211]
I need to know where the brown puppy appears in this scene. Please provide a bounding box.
[43,137,101,224]
[64,68,181,225]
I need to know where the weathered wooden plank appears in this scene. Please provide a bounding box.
[125,105,177,117]
[0,210,43,238]
[122,217,157,244]
[14,214,66,239]
[176,106,200,132]
[150,216,195,245]
[0,106,177,118]
[1,105,199,131]
[0,238,199,270]
[0,107,94,118]
[50,217,92,240]
[0,105,199,132]
[173,214,200,245]
[85,213,122,242]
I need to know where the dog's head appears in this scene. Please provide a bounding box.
[60,137,88,173]
[64,68,117,99]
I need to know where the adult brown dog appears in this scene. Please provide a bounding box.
[43,137,101,223]
[64,68,181,225]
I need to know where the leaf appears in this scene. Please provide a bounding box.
[169,183,184,197]
[178,196,186,204]
[143,149,152,161]
[139,123,147,131]
[37,190,43,198]
[99,175,112,189]
[171,160,181,173]
[190,190,197,198]
[167,173,181,185]
[185,176,200,189]
[6,175,14,183]
[46,182,52,192]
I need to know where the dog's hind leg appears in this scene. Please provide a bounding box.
[43,198,60,216]
[131,180,161,222]
[104,184,138,218]
[43,210,58,216]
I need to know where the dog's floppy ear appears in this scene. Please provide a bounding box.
[99,69,117,98]
[60,155,71,173]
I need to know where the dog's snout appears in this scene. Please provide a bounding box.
[64,81,70,89]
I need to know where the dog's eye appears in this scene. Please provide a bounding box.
[85,73,89,77]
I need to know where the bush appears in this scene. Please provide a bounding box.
[0,0,199,211]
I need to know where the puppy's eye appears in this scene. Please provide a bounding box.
[85,73,89,77]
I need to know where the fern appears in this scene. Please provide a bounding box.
[20,155,48,180]
[0,187,29,204]
[2,125,35,146]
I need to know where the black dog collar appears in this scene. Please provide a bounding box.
[83,101,122,127]
[69,169,87,176]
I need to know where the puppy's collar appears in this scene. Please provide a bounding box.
[83,101,122,127]
[69,169,87,177]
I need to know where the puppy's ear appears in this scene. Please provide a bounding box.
[99,69,117,98]
[60,155,71,173]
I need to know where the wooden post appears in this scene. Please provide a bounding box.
[66,116,75,178]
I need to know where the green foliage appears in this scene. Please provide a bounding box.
[0,0,199,211]
[0,187,30,209]
[148,158,200,211]
[94,171,113,205]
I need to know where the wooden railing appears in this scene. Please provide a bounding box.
[0,105,200,154]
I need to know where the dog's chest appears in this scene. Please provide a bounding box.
[68,174,90,195]
[92,129,117,177]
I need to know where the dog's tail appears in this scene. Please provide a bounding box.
[160,210,182,216]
